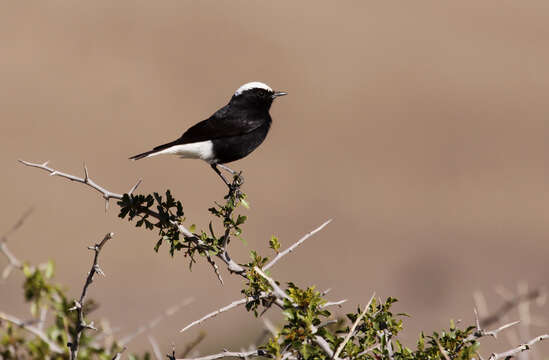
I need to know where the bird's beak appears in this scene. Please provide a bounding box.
[272,91,288,99]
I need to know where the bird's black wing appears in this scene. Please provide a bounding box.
[177,103,266,144]
[130,104,266,160]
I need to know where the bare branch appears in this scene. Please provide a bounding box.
[333,292,376,360]
[481,287,543,328]
[0,311,64,353]
[465,309,520,342]
[489,334,548,360]
[177,349,265,360]
[321,299,348,308]
[119,297,194,345]
[254,267,289,300]
[435,339,451,360]
[129,179,143,195]
[68,232,114,360]
[1,208,34,278]
[253,267,334,358]
[206,255,223,285]
[180,331,207,358]
[180,293,270,333]
[264,219,332,271]
[19,160,124,210]
[148,335,163,360]
[20,160,247,276]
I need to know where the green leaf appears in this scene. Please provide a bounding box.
[236,215,247,226]
[44,260,54,279]
[269,235,280,252]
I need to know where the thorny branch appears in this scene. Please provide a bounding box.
[119,298,194,345]
[252,266,334,358]
[19,159,548,360]
[263,219,332,271]
[180,331,207,358]
[18,160,246,276]
[465,308,521,342]
[68,232,114,360]
[180,293,271,333]
[0,209,66,354]
[180,220,333,335]
[0,311,64,353]
[333,293,376,360]
[489,334,548,360]
[480,288,544,328]
[176,349,266,360]
[0,208,33,278]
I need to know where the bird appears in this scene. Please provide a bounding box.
[129,81,287,187]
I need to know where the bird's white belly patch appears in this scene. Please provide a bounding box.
[153,141,214,162]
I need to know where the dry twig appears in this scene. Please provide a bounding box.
[119,298,194,345]
[19,160,247,275]
[68,232,114,360]
[180,293,270,333]
[0,208,33,278]
[180,331,207,358]
[0,311,64,353]
[333,293,376,360]
[148,335,163,360]
[465,308,520,342]
[481,287,544,328]
[264,219,332,271]
[488,334,548,360]
[176,349,265,360]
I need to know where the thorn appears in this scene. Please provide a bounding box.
[84,321,97,331]
[105,199,109,212]
[129,179,142,195]
[83,163,89,181]
[94,264,105,276]
[2,265,13,279]
[69,300,82,311]
[42,161,49,167]
[49,171,58,176]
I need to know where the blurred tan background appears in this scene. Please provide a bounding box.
[1,0,549,356]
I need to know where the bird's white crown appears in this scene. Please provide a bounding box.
[234,82,273,96]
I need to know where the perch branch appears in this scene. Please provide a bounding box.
[68,232,114,360]
[20,160,246,275]
[0,311,64,353]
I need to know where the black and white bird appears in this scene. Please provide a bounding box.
[129,81,287,186]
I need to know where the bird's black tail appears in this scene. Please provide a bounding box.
[129,140,179,160]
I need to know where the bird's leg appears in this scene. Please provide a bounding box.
[218,164,244,186]
[211,164,231,188]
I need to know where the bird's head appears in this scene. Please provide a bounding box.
[231,82,287,110]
